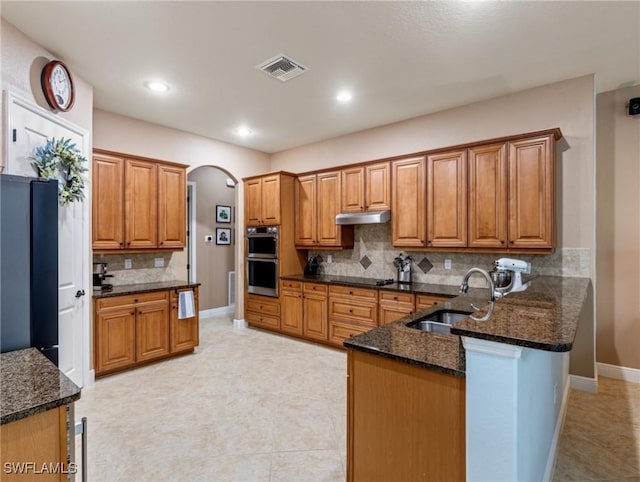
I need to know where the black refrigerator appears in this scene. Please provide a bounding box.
[0,174,59,365]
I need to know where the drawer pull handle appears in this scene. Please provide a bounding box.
[134,299,139,303]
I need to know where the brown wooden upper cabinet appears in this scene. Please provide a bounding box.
[468,135,555,250]
[92,150,186,251]
[295,171,354,248]
[391,156,426,247]
[507,135,555,249]
[426,149,467,248]
[468,142,508,248]
[341,161,390,213]
[245,174,281,226]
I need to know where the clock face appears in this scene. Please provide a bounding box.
[41,61,75,111]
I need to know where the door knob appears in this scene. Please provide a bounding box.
[75,289,85,298]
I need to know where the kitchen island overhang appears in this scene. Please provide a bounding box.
[344,275,591,482]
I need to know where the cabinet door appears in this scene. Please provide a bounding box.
[427,150,467,247]
[280,289,303,335]
[170,288,199,353]
[379,304,414,325]
[158,164,186,248]
[125,159,158,249]
[341,166,365,213]
[304,292,328,341]
[468,143,508,248]
[92,154,124,249]
[392,156,426,247]
[365,161,390,211]
[95,307,136,374]
[295,174,317,247]
[508,135,554,249]
[136,301,170,362]
[317,171,343,246]
[245,178,263,226]
[261,174,281,225]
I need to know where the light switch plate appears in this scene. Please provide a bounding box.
[154,257,164,268]
[444,259,452,270]
[124,259,132,269]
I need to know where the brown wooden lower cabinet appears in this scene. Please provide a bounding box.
[347,349,465,482]
[280,284,303,336]
[0,406,69,482]
[94,287,199,376]
[245,294,281,331]
[415,294,450,311]
[378,291,415,325]
[303,283,328,341]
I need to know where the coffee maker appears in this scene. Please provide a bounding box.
[93,262,114,290]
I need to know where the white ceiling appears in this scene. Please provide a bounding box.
[2,1,639,153]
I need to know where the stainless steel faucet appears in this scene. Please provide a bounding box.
[459,268,495,321]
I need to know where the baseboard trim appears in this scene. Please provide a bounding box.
[200,305,234,319]
[545,379,571,482]
[569,374,598,393]
[233,318,248,329]
[597,362,640,384]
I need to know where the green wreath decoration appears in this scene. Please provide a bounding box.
[31,137,88,205]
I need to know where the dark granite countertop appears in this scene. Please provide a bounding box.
[93,280,200,299]
[344,276,590,376]
[1,348,81,425]
[451,276,591,352]
[280,273,470,298]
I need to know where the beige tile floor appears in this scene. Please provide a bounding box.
[76,314,639,482]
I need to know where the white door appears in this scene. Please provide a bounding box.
[4,91,90,387]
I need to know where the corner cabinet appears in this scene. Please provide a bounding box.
[294,171,354,249]
[94,286,198,376]
[92,149,187,252]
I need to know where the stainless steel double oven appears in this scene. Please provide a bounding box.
[246,226,279,297]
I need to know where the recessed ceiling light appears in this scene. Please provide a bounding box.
[144,81,170,93]
[235,126,253,137]
[336,91,353,103]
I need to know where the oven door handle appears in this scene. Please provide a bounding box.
[247,233,279,239]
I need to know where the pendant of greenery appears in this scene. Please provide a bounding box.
[31,137,88,205]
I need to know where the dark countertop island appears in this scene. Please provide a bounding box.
[92,280,200,299]
[1,348,81,425]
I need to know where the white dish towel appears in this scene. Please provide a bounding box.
[178,290,195,319]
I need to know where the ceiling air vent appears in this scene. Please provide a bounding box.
[257,54,308,82]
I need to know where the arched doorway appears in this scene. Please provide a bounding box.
[187,166,238,316]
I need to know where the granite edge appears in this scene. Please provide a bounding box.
[93,281,201,299]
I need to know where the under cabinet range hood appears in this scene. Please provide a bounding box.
[335,210,391,225]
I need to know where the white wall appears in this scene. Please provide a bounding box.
[596,85,640,370]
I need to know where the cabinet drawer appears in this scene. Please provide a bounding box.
[96,291,169,311]
[246,311,280,330]
[415,294,450,311]
[246,295,281,316]
[379,291,415,305]
[304,282,328,295]
[280,279,302,291]
[329,320,373,346]
[328,285,378,301]
[328,299,377,326]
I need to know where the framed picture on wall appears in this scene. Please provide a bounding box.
[216,228,231,245]
[216,205,231,223]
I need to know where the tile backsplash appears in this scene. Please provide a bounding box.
[92,252,181,285]
[310,224,590,287]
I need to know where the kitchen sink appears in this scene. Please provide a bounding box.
[406,309,473,334]
[419,309,472,325]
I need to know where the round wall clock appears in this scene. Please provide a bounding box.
[41,60,75,112]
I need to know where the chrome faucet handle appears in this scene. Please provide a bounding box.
[471,301,494,322]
